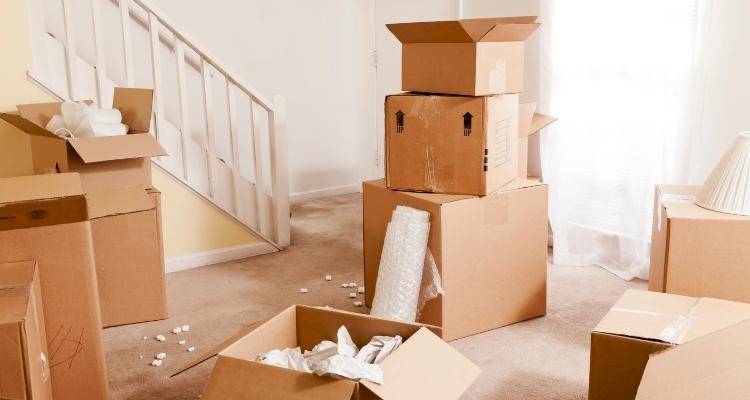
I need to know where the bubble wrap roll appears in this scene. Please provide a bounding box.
[370,206,431,322]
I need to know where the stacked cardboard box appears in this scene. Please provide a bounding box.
[364,17,556,341]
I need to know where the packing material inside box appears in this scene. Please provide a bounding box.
[0,173,108,400]
[589,289,750,400]
[385,93,519,195]
[173,305,480,400]
[649,185,750,303]
[517,102,556,179]
[387,17,540,95]
[0,261,52,400]
[0,87,166,192]
[363,179,548,341]
[88,186,167,327]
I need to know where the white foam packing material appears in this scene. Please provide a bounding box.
[45,101,128,139]
[370,205,444,323]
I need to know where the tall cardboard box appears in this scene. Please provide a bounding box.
[589,289,750,400]
[517,102,556,178]
[0,261,52,400]
[363,179,548,341]
[88,186,167,327]
[0,173,108,400]
[649,185,750,302]
[173,305,480,399]
[387,17,540,95]
[0,87,167,192]
[385,93,519,195]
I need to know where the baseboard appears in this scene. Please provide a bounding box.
[165,242,278,273]
[290,183,361,204]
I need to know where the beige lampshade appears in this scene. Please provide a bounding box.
[696,131,750,215]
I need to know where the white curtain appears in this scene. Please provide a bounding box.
[538,0,715,280]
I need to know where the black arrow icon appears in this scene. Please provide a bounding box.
[463,112,473,136]
[396,110,405,134]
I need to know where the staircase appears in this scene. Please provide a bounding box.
[24,0,290,249]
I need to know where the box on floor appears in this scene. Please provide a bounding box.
[173,305,480,400]
[387,17,540,95]
[87,185,167,327]
[0,87,166,192]
[0,261,52,400]
[589,289,750,400]
[517,102,556,179]
[385,93,519,195]
[649,185,750,303]
[0,173,108,400]
[363,178,548,341]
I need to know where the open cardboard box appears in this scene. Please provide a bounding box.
[0,261,52,400]
[517,102,556,179]
[589,289,750,400]
[385,93,519,195]
[173,305,480,399]
[0,88,167,192]
[387,17,540,96]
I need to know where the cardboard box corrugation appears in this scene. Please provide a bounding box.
[0,173,108,400]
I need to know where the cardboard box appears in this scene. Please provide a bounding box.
[0,87,167,192]
[635,318,750,400]
[589,289,750,400]
[0,261,52,400]
[649,185,750,302]
[385,93,519,195]
[363,179,548,341]
[517,102,556,178]
[387,17,540,95]
[173,305,480,399]
[0,173,108,400]
[89,185,167,327]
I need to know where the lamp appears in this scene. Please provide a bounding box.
[696,131,750,216]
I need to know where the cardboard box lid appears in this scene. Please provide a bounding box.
[635,318,750,399]
[0,261,35,325]
[67,134,167,163]
[0,173,84,204]
[364,178,545,206]
[657,184,750,221]
[387,16,540,43]
[594,290,750,345]
[111,87,154,134]
[518,103,556,138]
[86,185,154,219]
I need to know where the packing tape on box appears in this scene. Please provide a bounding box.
[371,206,444,323]
[408,96,440,128]
[658,298,700,344]
[488,59,508,94]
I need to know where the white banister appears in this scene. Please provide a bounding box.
[148,12,165,141]
[60,0,78,100]
[269,95,290,247]
[119,0,136,86]
[175,38,191,180]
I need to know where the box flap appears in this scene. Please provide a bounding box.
[0,261,35,287]
[0,172,84,204]
[594,290,750,344]
[86,186,154,219]
[68,133,167,163]
[170,318,267,377]
[635,318,750,400]
[112,87,154,133]
[518,102,536,138]
[387,16,538,43]
[528,113,557,136]
[0,111,60,139]
[16,101,62,128]
[657,184,750,221]
[361,327,480,400]
[0,261,35,325]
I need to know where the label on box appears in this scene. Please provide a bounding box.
[493,117,511,168]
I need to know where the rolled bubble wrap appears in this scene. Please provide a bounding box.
[371,205,443,323]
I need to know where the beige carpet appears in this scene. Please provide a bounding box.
[104,193,645,399]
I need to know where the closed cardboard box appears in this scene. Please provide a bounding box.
[363,179,548,341]
[517,103,556,179]
[88,186,167,327]
[387,17,540,95]
[0,88,166,192]
[589,289,750,400]
[386,93,519,195]
[173,305,480,399]
[649,185,750,302]
[0,261,52,400]
[0,173,108,400]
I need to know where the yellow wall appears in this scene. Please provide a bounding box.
[0,0,262,260]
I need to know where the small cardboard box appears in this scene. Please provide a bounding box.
[385,93,519,195]
[649,185,750,302]
[589,289,750,400]
[173,305,480,399]
[88,186,167,327]
[0,261,52,400]
[363,179,548,341]
[0,173,108,400]
[517,102,556,179]
[0,87,167,192]
[387,17,540,96]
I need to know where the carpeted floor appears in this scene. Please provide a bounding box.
[104,193,645,399]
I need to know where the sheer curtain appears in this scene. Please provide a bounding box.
[538,1,704,280]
